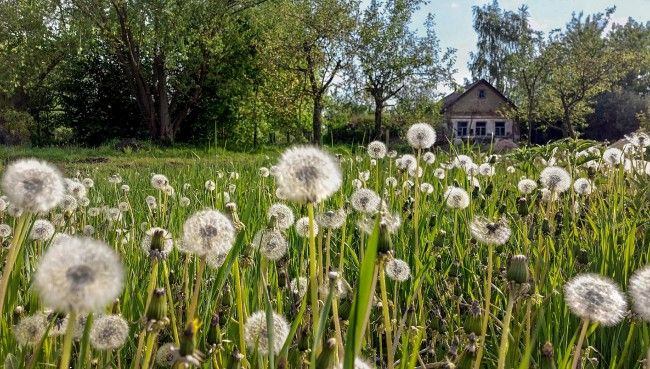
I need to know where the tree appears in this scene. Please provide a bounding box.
[354,0,454,138]
[468,1,532,94]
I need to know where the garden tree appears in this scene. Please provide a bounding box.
[354,0,455,138]
[263,0,358,144]
[468,1,533,94]
[70,0,266,143]
[543,8,636,138]
[608,19,650,96]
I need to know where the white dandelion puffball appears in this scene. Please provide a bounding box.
[244,310,290,355]
[420,183,434,194]
[82,178,94,188]
[90,314,129,350]
[0,224,12,238]
[385,259,411,282]
[65,179,87,200]
[506,166,516,173]
[517,179,538,194]
[352,179,363,189]
[142,227,174,259]
[385,177,398,188]
[564,273,627,326]
[628,267,650,321]
[259,167,270,177]
[268,203,295,230]
[453,155,474,170]
[290,277,308,298]
[540,166,571,193]
[628,132,650,148]
[423,152,436,165]
[179,197,191,207]
[444,186,470,209]
[274,146,342,203]
[396,154,417,171]
[252,229,288,261]
[206,252,227,269]
[182,210,235,256]
[1,159,65,213]
[155,342,177,366]
[367,141,387,159]
[205,180,216,191]
[295,217,318,238]
[108,174,122,184]
[30,219,55,241]
[14,314,47,346]
[121,184,130,193]
[350,188,381,214]
[478,163,495,176]
[470,216,511,245]
[406,123,436,149]
[83,225,95,236]
[335,358,375,369]
[316,209,346,229]
[34,236,124,314]
[434,168,446,179]
[573,178,594,195]
[603,148,623,166]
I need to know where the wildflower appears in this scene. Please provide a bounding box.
[295,217,318,238]
[573,178,594,195]
[517,179,537,194]
[274,146,342,203]
[145,196,157,209]
[627,132,650,148]
[182,210,235,256]
[0,224,12,238]
[564,274,627,326]
[316,209,347,229]
[385,259,411,282]
[407,165,423,178]
[444,186,470,209]
[244,310,289,355]
[118,202,130,212]
[90,314,129,350]
[163,185,175,197]
[423,152,436,165]
[142,228,174,259]
[29,219,55,241]
[34,236,124,314]
[350,188,381,214]
[352,179,363,189]
[367,141,387,159]
[470,216,511,245]
[1,159,65,213]
[267,203,295,230]
[629,267,650,321]
[290,277,308,297]
[105,207,122,222]
[14,314,47,346]
[539,166,571,193]
[252,229,288,261]
[406,123,437,149]
[453,155,474,170]
[434,168,446,179]
[205,180,216,191]
[602,148,623,166]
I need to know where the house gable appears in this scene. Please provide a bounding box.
[442,79,514,117]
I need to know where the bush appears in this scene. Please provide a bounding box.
[0,109,34,145]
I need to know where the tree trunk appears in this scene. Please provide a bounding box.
[562,111,576,138]
[312,95,322,145]
[154,52,174,144]
[374,96,383,139]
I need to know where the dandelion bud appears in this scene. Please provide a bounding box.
[507,255,529,284]
[207,314,221,347]
[146,288,168,321]
[541,341,556,369]
[180,320,200,357]
[541,218,550,235]
[377,222,392,255]
[227,347,244,369]
[517,197,528,217]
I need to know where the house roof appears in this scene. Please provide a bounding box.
[441,79,516,113]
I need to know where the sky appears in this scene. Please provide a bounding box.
[406,0,650,89]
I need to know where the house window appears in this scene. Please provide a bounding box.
[475,121,486,136]
[478,89,486,99]
[456,121,468,137]
[495,121,506,136]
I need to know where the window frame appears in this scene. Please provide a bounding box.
[456,121,468,137]
[478,89,486,99]
[475,121,487,136]
[494,121,506,137]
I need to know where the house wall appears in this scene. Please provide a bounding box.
[449,116,517,140]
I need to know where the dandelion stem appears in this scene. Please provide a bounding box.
[379,259,394,369]
[473,244,494,369]
[496,290,515,369]
[59,310,78,369]
[144,261,159,315]
[571,318,590,369]
[307,202,320,350]
[232,258,247,365]
[187,256,206,323]
[0,213,31,315]
[162,261,180,345]
[140,330,158,369]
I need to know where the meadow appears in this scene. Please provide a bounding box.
[1,126,650,369]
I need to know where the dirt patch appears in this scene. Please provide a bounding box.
[73,157,109,164]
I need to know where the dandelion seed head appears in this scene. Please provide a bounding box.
[385,259,411,282]
[316,209,346,229]
[453,155,474,170]
[406,123,436,149]
[564,274,627,326]
[478,163,495,177]
[156,343,177,366]
[434,168,446,179]
[420,183,434,194]
[396,154,417,171]
[65,178,87,200]
[183,210,235,257]
[259,167,270,177]
[7,203,23,218]
[274,146,342,203]
[83,225,95,236]
[30,219,55,241]
[470,216,511,245]
[121,184,130,193]
[206,252,227,269]
[627,132,650,148]
[367,141,387,159]
[603,148,623,166]
[517,179,537,194]
[244,310,289,355]
[252,229,288,261]
[1,159,65,213]
[205,180,216,191]
[142,227,174,259]
[60,195,78,212]
[289,277,308,297]
[0,223,12,238]
[350,188,380,214]
[573,178,594,195]
[35,236,124,314]
[295,217,318,238]
[268,204,294,230]
[540,166,571,193]
[629,267,650,321]
[444,186,470,209]
[108,174,122,184]
[90,315,129,350]
[423,152,436,165]
[14,314,46,346]
[105,207,122,222]
[352,179,363,189]
[118,202,130,212]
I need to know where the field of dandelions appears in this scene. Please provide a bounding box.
[1,125,650,369]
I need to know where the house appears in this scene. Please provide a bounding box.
[441,79,518,142]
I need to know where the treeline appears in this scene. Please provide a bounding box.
[0,0,648,147]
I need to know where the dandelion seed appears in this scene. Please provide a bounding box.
[540,166,571,193]
[453,155,474,170]
[385,259,411,282]
[444,186,470,209]
[350,188,381,214]
[65,179,87,200]
[564,274,627,326]
[14,314,46,346]
[289,277,308,297]
[295,217,318,238]
[60,195,78,212]
[517,179,537,194]
[268,204,294,230]
[274,146,342,203]
[83,225,95,236]
[145,196,157,209]
[1,159,65,213]
[573,178,594,195]
[182,210,235,257]
[105,207,122,223]
[406,123,436,149]
[408,165,423,178]
[118,201,130,212]
[252,229,288,261]
[319,276,350,299]
[602,148,623,166]
[79,197,90,207]
[358,171,370,182]
[163,185,175,197]
[34,236,124,314]
[90,314,129,350]
[29,219,55,241]
[629,267,650,321]
[396,154,417,171]
[244,310,289,355]
[367,141,387,159]
[87,207,101,217]
[470,216,511,245]
[385,177,398,188]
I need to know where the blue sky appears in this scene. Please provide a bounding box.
[407,0,650,87]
